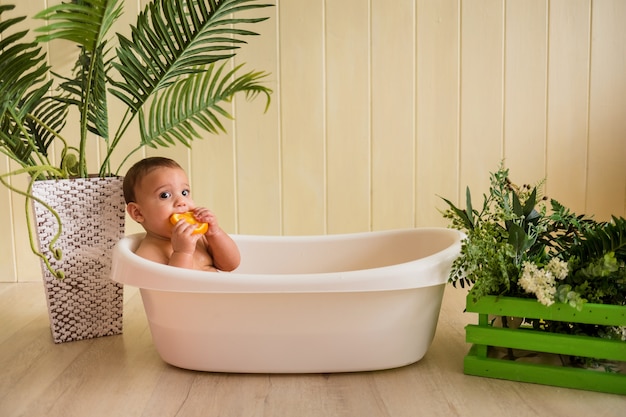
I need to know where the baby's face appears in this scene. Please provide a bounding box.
[133,166,195,237]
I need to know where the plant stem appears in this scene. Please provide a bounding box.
[99,107,136,176]
[0,166,65,278]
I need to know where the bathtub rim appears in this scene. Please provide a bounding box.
[110,228,463,294]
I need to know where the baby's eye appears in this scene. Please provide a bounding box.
[159,192,172,199]
[182,189,190,197]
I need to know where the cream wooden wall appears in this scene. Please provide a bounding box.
[1,0,625,282]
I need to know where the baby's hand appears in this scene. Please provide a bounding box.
[170,218,202,255]
[191,207,220,235]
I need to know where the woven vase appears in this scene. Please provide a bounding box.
[31,176,125,343]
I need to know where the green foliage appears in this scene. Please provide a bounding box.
[442,163,552,298]
[568,216,626,262]
[0,5,58,174]
[138,62,271,149]
[1,0,273,178]
[441,163,626,315]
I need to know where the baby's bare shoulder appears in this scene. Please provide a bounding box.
[134,237,171,265]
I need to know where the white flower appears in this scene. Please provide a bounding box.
[546,258,569,280]
[518,261,557,306]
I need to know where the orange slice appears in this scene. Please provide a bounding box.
[169,212,208,235]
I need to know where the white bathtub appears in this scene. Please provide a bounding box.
[110,228,462,373]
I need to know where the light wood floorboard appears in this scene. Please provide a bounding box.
[0,283,624,417]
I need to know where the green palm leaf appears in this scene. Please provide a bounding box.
[567,216,626,262]
[52,46,110,139]
[0,11,48,114]
[26,97,69,155]
[35,0,123,147]
[110,0,272,112]
[34,0,123,51]
[139,62,271,148]
[0,5,58,167]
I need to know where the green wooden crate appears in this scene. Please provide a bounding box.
[464,293,626,395]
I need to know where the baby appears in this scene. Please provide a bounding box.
[123,157,240,272]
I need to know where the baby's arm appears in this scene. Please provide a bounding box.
[169,219,203,269]
[134,233,196,269]
[203,230,240,271]
[193,208,241,271]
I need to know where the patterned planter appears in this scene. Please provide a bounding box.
[31,176,126,343]
[464,292,626,395]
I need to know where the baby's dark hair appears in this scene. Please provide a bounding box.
[123,157,183,204]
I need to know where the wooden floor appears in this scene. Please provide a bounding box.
[1,282,624,417]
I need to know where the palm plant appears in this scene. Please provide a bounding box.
[0,0,272,276]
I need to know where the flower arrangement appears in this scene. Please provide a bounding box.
[441,163,626,341]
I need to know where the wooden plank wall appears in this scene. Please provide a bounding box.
[1,0,625,281]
